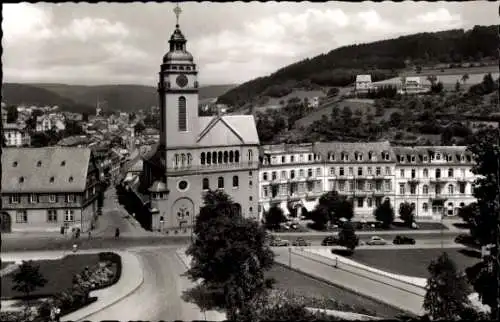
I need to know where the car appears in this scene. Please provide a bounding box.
[292,237,311,246]
[270,238,290,247]
[393,235,416,245]
[366,236,387,245]
[321,236,339,246]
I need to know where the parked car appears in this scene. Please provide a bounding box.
[321,236,339,246]
[366,236,387,245]
[393,235,416,245]
[270,238,290,247]
[292,237,311,246]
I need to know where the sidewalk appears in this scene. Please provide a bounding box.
[62,251,144,322]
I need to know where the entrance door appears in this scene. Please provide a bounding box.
[0,212,12,233]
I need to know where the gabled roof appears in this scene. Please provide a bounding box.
[1,147,93,193]
[196,115,259,146]
[392,146,473,164]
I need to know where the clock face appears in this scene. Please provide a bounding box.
[176,74,188,88]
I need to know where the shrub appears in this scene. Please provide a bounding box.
[97,252,122,289]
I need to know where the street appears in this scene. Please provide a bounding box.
[74,248,224,321]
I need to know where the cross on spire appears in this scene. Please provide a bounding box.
[173,3,182,27]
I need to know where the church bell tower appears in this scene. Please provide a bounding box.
[158,4,199,151]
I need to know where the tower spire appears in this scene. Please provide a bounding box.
[173,2,182,27]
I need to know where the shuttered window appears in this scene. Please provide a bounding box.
[178,96,187,131]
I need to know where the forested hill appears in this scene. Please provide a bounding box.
[217,25,498,107]
[1,83,236,114]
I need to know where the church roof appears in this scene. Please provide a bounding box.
[196,115,260,147]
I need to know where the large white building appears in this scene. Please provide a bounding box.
[36,113,66,132]
[3,123,31,147]
[258,142,477,221]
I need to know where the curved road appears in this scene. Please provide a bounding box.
[80,247,224,321]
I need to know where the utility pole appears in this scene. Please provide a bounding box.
[289,247,292,268]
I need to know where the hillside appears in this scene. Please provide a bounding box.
[218,25,498,107]
[1,83,236,114]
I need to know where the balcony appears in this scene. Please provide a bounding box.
[429,194,448,203]
[408,178,420,185]
[168,161,259,175]
[429,177,446,184]
[372,190,386,196]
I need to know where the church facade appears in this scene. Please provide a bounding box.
[141,14,260,233]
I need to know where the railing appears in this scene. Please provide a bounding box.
[167,161,259,174]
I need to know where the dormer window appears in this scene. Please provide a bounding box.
[37,161,42,167]
[423,155,428,162]
[13,161,18,167]
[50,177,55,183]
[436,154,441,160]
[447,155,453,162]
[460,155,465,162]
[61,161,66,166]
[368,151,373,161]
[411,155,416,163]
[399,155,405,163]
[69,176,74,182]
[19,177,24,183]
[341,152,348,161]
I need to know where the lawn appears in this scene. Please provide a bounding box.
[346,248,481,278]
[266,264,405,318]
[1,254,100,300]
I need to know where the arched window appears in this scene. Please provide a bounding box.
[218,151,223,164]
[448,184,454,195]
[232,176,239,187]
[174,154,179,167]
[423,185,429,194]
[235,150,240,163]
[423,168,429,178]
[422,203,428,212]
[218,177,224,189]
[290,170,295,179]
[178,96,187,131]
[202,178,209,190]
[187,153,192,166]
[223,151,228,163]
[436,169,441,178]
[229,151,234,163]
[448,168,454,177]
[181,154,186,167]
[247,149,253,162]
[201,152,206,165]
[212,151,217,164]
[207,152,211,164]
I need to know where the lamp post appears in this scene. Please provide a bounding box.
[289,247,292,268]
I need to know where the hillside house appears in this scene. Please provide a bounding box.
[307,97,321,108]
[36,113,66,132]
[403,77,425,94]
[355,75,373,94]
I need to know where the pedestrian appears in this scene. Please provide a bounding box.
[55,307,61,322]
[88,230,92,240]
[115,227,120,239]
[335,256,338,268]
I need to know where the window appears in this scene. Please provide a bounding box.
[368,182,373,190]
[249,180,253,187]
[367,198,373,207]
[411,169,416,178]
[348,181,354,191]
[357,167,363,176]
[330,167,335,176]
[263,172,268,181]
[66,194,75,203]
[448,184,454,195]
[341,152,348,161]
[232,176,239,188]
[272,171,277,180]
[385,167,390,175]
[423,155,428,162]
[10,194,20,204]
[436,185,442,195]
[368,151,373,161]
[223,151,228,163]
[410,185,416,195]
[16,210,27,223]
[30,194,38,204]
[423,203,428,212]
[218,177,224,189]
[218,152,223,164]
[411,155,416,162]
[436,153,441,160]
[290,170,295,179]
[338,182,345,191]
[235,151,240,163]
[299,169,304,177]
[281,170,287,179]
[308,154,312,161]
[247,149,253,162]
[49,194,56,203]
[249,207,253,213]
[37,160,42,167]
[308,169,313,177]
[13,161,18,167]
[399,184,405,195]
[69,176,74,182]
[64,210,74,222]
[423,169,429,178]
[178,97,187,131]
[357,198,363,207]
[201,152,206,165]
[281,156,286,163]
[47,210,57,223]
[448,168,454,177]
[423,185,429,194]
[436,169,441,178]
[348,167,353,176]
[50,176,55,183]
[376,167,381,176]
[461,168,466,178]
[316,168,321,176]
[19,176,24,183]
[263,187,268,198]
[367,167,372,175]
[400,169,405,178]
[339,167,344,176]
[459,183,466,194]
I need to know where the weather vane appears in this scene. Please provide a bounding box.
[173,3,182,26]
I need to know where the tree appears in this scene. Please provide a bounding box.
[457,202,478,226]
[374,199,395,228]
[441,126,454,145]
[455,80,461,92]
[423,252,471,320]
[338,221,359,252]
[461,73,469,84]
[310,206,329,230]
[426,75,437,86]
[133,121,146,135]
[389,111,402,127]
[6,105,18,123]
[12,260,48,320]
[184,190,275,320]
[82,112,89,122]
[431,82,444,94]
[399,202,415,227]
[264,205,287,230]
[327,87,339,97]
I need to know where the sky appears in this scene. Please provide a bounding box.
[2,1,497,87]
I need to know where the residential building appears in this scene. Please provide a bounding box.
[0,147,100,233]
[36,113,66,132]
[403,77,426,94]
[307,97,320,108]
[355,75,373,94]
[139,15,260,233]
[2,104,8,124]
[259,141,396,222]
[393,146,477,220]
[3,123,31,147]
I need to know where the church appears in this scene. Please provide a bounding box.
[140,6,260,233]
